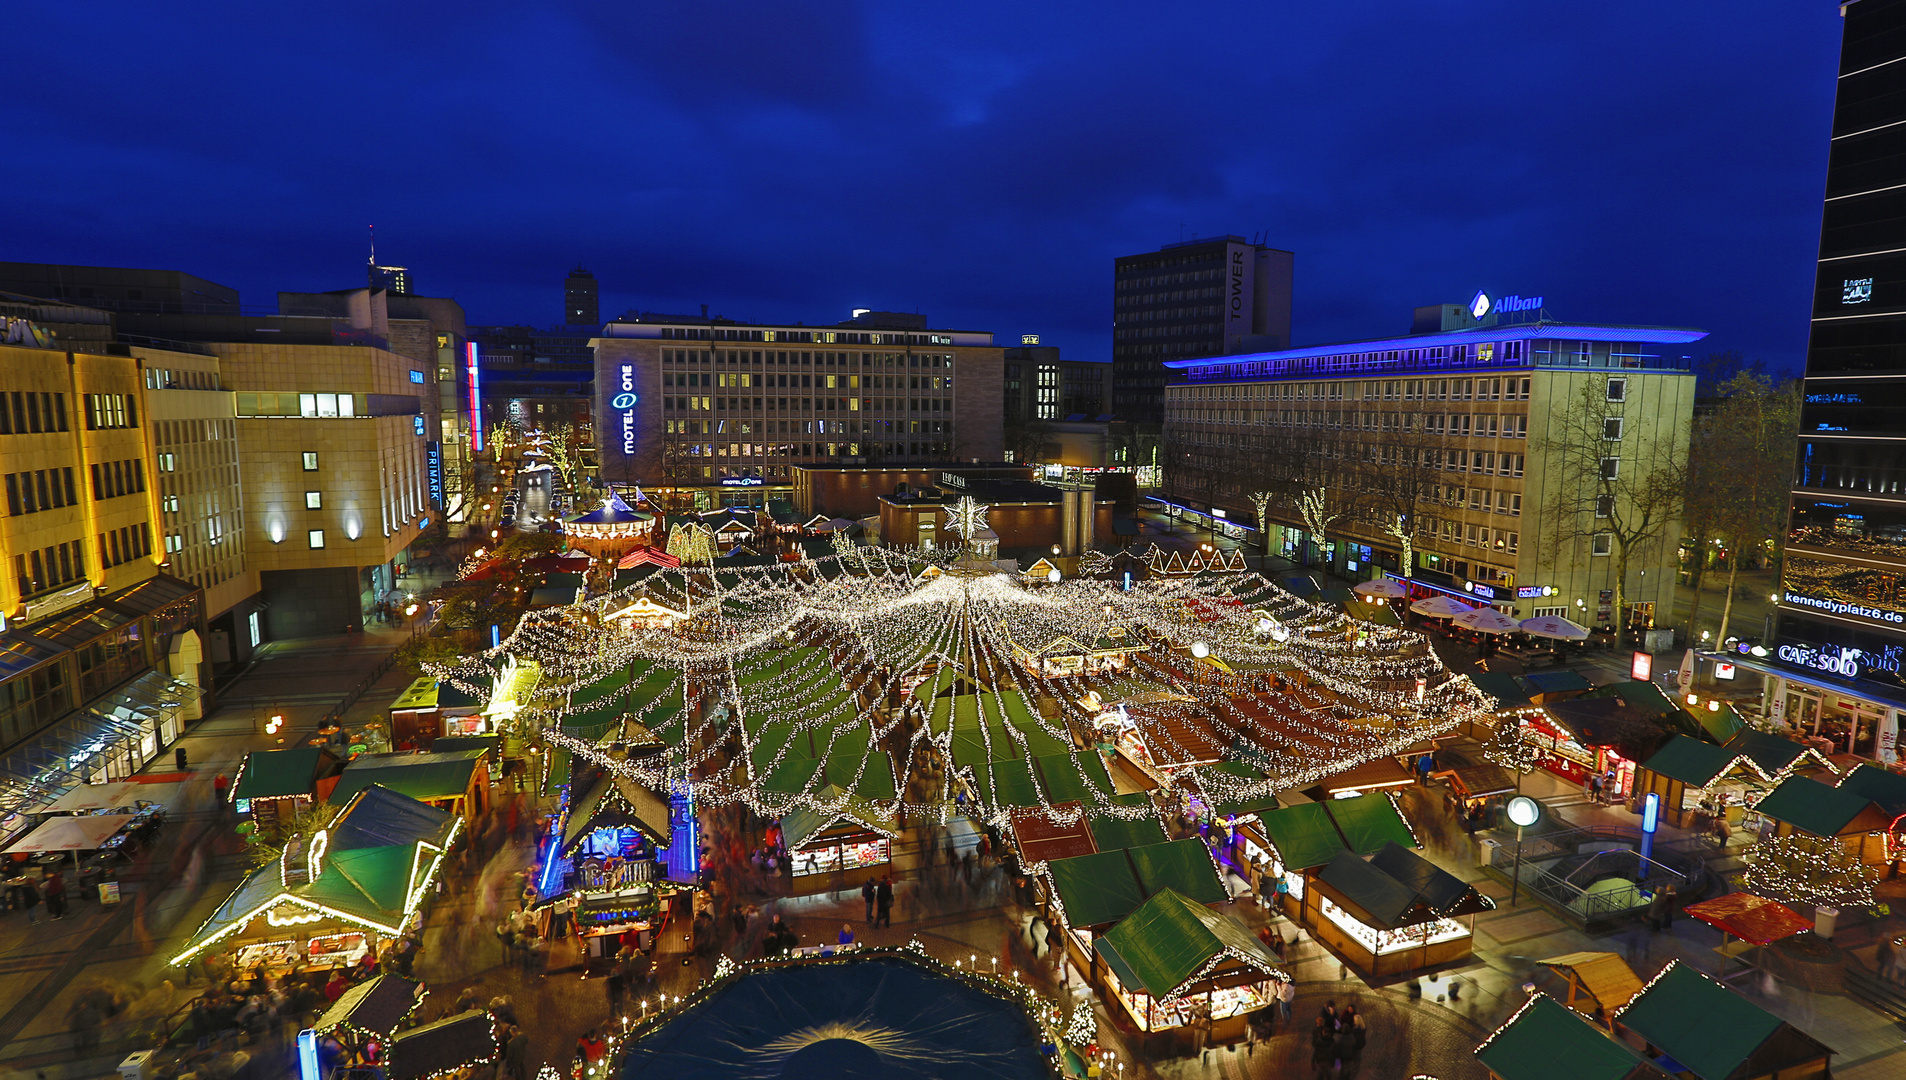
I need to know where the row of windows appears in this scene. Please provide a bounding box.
[662,396,954,414]
[1175,375,1537,403]
[1425,487,1522,515]
[661,349,955,368]
[655,327,946,345]
[658,443,949,473]
[1114,304,1223,324]
[91,459,146,501]
[1187,343,1662,383]
[144,368,218,390]
[1115,323,1221,341]
[14,539,86,599]
[1424,520,1520,554]
[1176,407,1534,439]
[5,468,78,516]
[100,523,153,568]
[235,392,360,417]
[0,391,69,435]
[662,371,949,391]
[84,393,137,430]
[665,419,948,436]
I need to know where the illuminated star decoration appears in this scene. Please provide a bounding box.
[944,496,990,543]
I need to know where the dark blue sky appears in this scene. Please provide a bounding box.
[4,2,1840,369]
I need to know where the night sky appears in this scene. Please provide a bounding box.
[4,2,1840,370]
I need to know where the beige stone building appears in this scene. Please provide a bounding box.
[1160,303,1703,629]
[592,312,1004,509]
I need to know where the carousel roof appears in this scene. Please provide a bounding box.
[567,491,649,526]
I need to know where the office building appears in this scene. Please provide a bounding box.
[1746,0,1906,762]
[1159,298,1703,629]
[0,318,211,824]
[0,263,442,641]
[565,267,599,327]
[1113,237,1293,422]
[1003,343,1112,421]
[470,323,597,436]
[592,310,1004,509]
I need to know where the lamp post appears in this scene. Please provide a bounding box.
[1506,795,1541,908]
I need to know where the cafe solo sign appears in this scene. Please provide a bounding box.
[614,364,639,456]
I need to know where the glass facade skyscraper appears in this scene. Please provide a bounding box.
[1764,0,1906,761]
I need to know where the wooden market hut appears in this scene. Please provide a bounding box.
[1092,887,1288,1044]
[1217,792,1419,914]
[1434,762,1520,811]
[327,748,493,824]
[1612,960,1833,1080]
[554,764,673,892]
[1044,837,1228,936]
[384,1009,500,1080]
[170,785,459,971]
[1634,732,1835,831]
[1301,842,1492,979]
[1535,952,1645,1024]
[1751,775,1893,863]
[314,973,425,1043]
[777,786,899,895]
[230,746,343,825]
[1475,994,1672,1080]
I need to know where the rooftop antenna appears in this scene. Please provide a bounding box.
[368,224,376,268]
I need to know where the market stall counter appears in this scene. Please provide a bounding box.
[1299,843,1492,979]
[776,786,897,896]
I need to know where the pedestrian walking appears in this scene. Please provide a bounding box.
[1276,977,1295,1025]
[1659,884,1677,930]
[875,876,894,928]
[606,960,626,1015]
[862,876,877,924]
[42,872,65,921]
[213,773,231,808]
[21,879,39,925]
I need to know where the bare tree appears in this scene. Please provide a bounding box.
[1536,374,1688,633]
[1681,374,1800,643]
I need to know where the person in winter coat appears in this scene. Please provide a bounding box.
[1309,1016,1337,1080]
[862,877,877,924]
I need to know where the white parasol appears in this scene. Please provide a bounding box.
[1353,579,1408,599]
[1452,606,1523,634]
[1409,594,1473,618]
[1520,615,1591,641]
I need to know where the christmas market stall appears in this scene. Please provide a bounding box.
[1043,836,1227,979]
[384,1009,499,1080]
[1217,792,1418,915]
[230,747,343,826]
[1008,622,1150,678]
[327,748,493,825]
[1612,960,1833,1080]
[563,491,654,560]
[1433,762,1519,814]
[1522,696,1671,800]
[313,973,426,1064]
[1474,994,1671,1080]
[169,785,460,974]
[777,787,899,895]
[1301,842,1491,978]
[542,762,681,967]
[1092,887,1288,1043]
[1751,775,1893,865]
[387,678,486,749]
[1633,732,1836,831]
[1533,952,1644,1024]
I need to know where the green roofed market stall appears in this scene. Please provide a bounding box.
[1612,960,1832,1080]
[1299,842,1492,978]
[1092,887,1288,1042]
[776,785,898,895]
[1475,994,1668,1080]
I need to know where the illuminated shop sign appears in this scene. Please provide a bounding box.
[618,364,639,456]
[1515,585,1557,599]
[464,342,483,452]
[1844,278,1874,304]
[426,442,444,508]
[1783,588,1906,626]
[1778,643,1869,678]
[719,476,763,487]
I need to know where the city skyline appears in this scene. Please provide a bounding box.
[1,2,1839,371]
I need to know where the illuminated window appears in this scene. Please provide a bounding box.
[302,452,319,471]
[308,530,325,549]
[305,491,322,509]
[1592,532,1612,556]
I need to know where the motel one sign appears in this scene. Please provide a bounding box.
[615,365,638,455]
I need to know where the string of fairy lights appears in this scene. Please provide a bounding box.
[430,552,1492,829]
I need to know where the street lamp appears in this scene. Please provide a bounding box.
[1506,795,1541,908]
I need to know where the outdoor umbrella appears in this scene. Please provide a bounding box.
[1409,595,1472,618]
[1520,615,1591,641]
[9,815,130,875]
[1353,579,1407,599]
[1453,607,1522,634]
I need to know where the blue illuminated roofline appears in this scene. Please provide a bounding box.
[1161,322,1708,370]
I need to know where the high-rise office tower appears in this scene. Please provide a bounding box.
[566,267,599,327]
[1112,236,1292,422]
[1758,0,1906,762]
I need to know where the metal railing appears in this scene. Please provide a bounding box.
[1482,823,1705,929]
